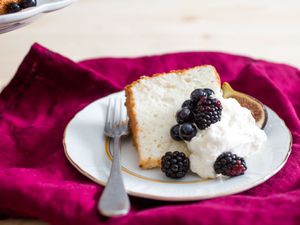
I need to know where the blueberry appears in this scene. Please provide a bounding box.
[190,89,207,103]
[176,107,194,124]
[6,3,21,13]
[179,123,197,141]
[20,0,37,8]
[170,124,182,141]
[203,88,215,97]
[181,99,194,110]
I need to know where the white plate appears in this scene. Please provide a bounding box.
[0,0,75,34]
[63,91,292,201]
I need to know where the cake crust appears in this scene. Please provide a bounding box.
[125,65,221,169]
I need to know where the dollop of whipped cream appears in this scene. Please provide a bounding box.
[187,97,267,178]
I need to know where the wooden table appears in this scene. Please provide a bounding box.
[0,0,299,224]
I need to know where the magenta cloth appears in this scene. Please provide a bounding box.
[0,43,299,225]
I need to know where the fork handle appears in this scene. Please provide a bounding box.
[98,137,130,217]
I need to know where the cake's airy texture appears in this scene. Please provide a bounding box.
[125,65,221,169]
[188,97,267,178]
[0,0,20,14]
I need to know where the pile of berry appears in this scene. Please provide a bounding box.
[162,89,247,179]
[170,88,223,142]
[6,0,36,14]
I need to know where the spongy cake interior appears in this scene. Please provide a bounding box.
[127,66,222,169]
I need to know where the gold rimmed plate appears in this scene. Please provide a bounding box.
[63,91,292,201]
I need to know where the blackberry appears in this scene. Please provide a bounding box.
[214,152,247,177]
[179,123,197,141]
[176,107,194,124]
[193,95,222,130]
[161,151,190,178]
[170,124,182,141]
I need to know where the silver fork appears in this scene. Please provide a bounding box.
[98,98,130,217]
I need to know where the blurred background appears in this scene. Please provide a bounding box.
[1,0,300,88]
[0,0,299,224]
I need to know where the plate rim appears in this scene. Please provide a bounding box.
[63,91,293,201]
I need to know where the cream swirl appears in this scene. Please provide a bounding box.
[187,97,267,178]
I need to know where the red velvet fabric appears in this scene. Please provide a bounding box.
[0,43,299,225]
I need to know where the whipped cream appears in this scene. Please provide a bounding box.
[187,97,267,178]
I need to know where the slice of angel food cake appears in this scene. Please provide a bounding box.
[125,65,267,179]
